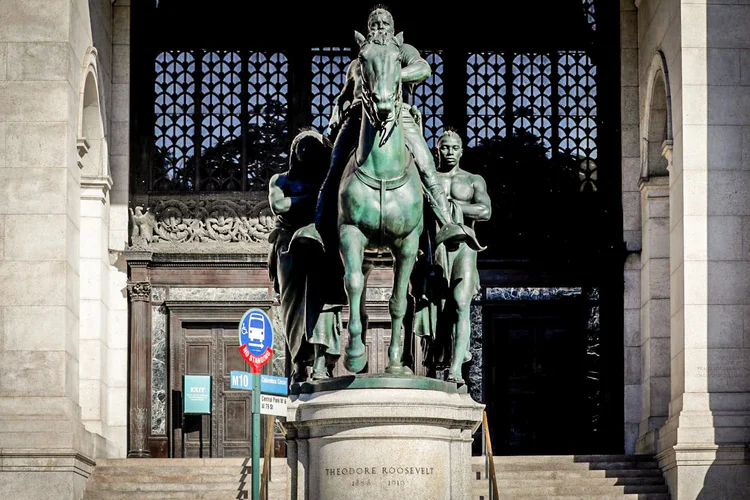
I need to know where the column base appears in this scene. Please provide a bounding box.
[126,449,152,458]
[0,451,95,500]
[657,444,750,500]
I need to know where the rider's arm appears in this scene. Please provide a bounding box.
[268,174,290,215]
[454,176,492,221]
[269,173,312,215]
[400,44,431,84]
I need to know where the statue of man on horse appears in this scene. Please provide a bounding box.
[278,6,487,380]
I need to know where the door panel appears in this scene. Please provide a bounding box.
[172,320,268,458]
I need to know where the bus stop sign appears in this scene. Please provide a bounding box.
[238,309,274,373]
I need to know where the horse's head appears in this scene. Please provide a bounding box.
[355,30,404,131]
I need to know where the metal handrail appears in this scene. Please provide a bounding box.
[482,411,500,500]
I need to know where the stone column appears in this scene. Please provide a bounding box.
[127,279,152,458]
[646,2,750,498]
[637,176,670,455]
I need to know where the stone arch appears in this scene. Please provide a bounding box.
[78,47,109,179]
[78,47,115,450]
[641,51,673,181]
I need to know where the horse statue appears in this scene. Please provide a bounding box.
[338,30,423,375]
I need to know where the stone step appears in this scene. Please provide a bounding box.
[95,458,287,467]
[92,473,286,483]
[86,482,286,493]
[487,469,665,479]
[92,466,264,476]
[93,463,288,474]
[491,460,660,471]
[471,454,658,464]
[493,477,667,487]
[480,495,670,500]
[494,484,669,495]
[84,493,281,500]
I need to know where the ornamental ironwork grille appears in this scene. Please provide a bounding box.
[465,50,598,192]
[411,51,445,150]
[147,1,603,196]
[153,50,290,193]
[311,47,352,132]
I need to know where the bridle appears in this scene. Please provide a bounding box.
[358,40,403,147]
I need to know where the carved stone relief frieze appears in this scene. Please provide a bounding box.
[128,194,275,253]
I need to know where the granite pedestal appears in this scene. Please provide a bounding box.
[285,375,484,500]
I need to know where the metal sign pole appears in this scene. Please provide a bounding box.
[252,365,261,500]
[238,308,277,500]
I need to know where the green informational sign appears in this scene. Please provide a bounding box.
[183,375,211,414]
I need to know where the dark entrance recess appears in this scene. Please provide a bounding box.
[483,290,605,455]
[131,0,624,454]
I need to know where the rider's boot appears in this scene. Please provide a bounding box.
[311,345,330,380]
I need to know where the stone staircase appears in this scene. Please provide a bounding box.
[82,458,287,500]
[471,455,670,500]
[83,455,668,500]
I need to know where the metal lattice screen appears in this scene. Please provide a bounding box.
[466,50,598,192]
[153,50,289,192]
[151,2,599,194]
[311,47,352,132]
[411,51,445,150]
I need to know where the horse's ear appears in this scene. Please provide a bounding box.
[395,32,404,46]
[354,30,366,47]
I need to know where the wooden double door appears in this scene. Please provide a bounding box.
[168,303,273,458]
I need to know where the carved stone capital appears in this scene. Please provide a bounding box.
[128,281,152,302]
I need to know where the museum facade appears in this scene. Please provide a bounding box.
[1,1,749,498]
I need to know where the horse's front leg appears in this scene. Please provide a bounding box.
[340,223,368,373]
[386,227,421,375]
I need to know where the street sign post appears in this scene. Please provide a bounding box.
[259,394,287,417]
[230,371,289,396]
[238,309,274,500]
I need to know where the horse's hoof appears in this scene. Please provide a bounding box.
[345,341,367,373]
[385,364,413,375]
[311,370,330,381]
[446,374,465,385]
[344,353,367,373]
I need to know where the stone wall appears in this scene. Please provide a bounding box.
[635,0,750,498]
[621,0,643,455]
[0,0,128,498]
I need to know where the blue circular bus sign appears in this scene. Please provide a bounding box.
[238,309,274,372]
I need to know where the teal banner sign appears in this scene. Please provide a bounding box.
[183,375,211,414]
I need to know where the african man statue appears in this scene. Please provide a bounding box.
[416,130,491,384]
